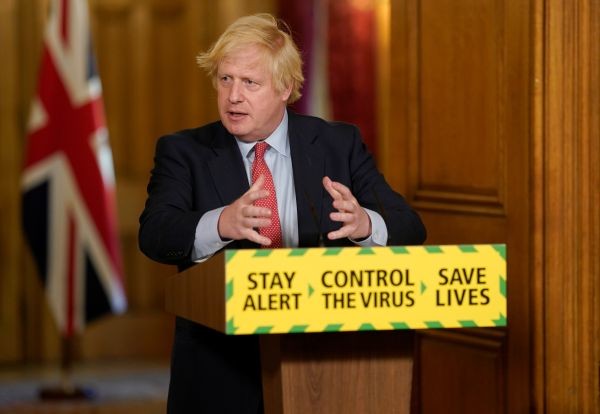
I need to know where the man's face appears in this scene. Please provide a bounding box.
[217,45,291,142]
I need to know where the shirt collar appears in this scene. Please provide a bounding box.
[235,110,289,159]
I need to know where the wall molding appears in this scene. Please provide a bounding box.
[533,0,600,411]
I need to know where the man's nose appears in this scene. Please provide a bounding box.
[228,81,243,103]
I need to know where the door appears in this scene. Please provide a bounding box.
[383,1,532,412]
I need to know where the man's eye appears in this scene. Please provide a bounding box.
[220,76,231,83]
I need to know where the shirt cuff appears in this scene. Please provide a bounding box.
[350,208,388,247]
[191,207,234,262]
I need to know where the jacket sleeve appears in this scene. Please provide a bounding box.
[138,135,204,266]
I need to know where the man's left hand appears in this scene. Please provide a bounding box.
[322,176,371,240]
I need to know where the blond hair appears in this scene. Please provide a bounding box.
[197,13,304,104]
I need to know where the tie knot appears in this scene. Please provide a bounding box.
[254,142,268,160]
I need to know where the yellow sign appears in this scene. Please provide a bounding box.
[225,244,506,335]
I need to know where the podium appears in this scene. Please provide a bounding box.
[165,253,414,413]
[165,245,506,413]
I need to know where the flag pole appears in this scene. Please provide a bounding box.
[39,335,95,400]
[59,335,76,393]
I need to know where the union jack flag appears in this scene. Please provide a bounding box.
[22,0,126,337]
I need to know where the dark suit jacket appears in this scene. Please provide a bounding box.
[138,111,426,413]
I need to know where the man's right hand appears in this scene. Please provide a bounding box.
[217,174,275,246]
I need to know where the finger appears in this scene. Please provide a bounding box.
[257,237,273,247]
[332,199,356,213]
[245,175,270,202]
[242,217,272,229]
[246,188,270,204]
[240,199,273,218]
[322,176,342,200]
[328,180,353,199]
[327,226,353,240]
[242,228,273,246]
[249,174,265,191]
[329,211,355,224]
[242,205,272,218]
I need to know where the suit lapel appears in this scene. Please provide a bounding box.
[205,115,327,247]
[206,124,250,206]
[288,112,326,247]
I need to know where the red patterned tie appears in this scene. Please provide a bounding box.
[252,142,283,248]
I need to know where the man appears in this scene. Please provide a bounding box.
[139,13,426,414]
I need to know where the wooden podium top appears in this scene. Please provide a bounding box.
[165,252,227,332]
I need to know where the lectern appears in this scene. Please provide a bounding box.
[165,245,506,413]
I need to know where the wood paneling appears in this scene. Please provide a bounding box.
[262,331,414,414]
[533,0,600,412]
[386,0,532,412]
[417,329,505,413]
[417,0,505,212]
[385,0,599,412]
[0,0,23,363]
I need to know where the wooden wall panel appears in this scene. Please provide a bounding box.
[533,0,600,412]
[417,330,505,413]
[418,0,504,207]
[150,2,191,136]
[386,0,532,412]
[14,0,52,363]
[414,0,508,219]
[93,1,137,177]
[0,0,24,363]
[387,0,599,412]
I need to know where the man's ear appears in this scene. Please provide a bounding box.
[281,82,293,102]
